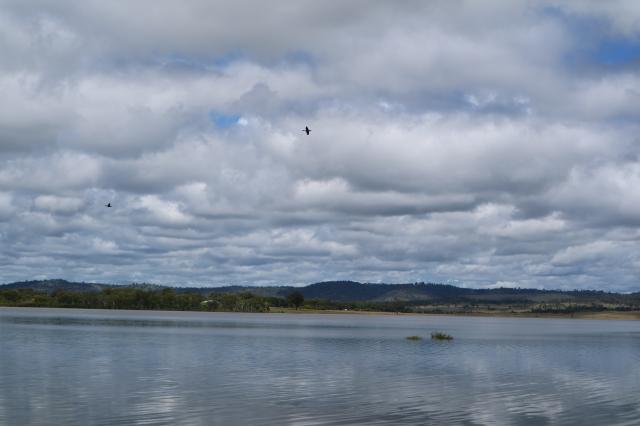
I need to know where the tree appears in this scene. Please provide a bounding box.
[287,291,304,309]
[161,288,176,309]
[0,289,20,303]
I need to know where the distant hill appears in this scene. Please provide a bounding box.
[0,280,164,294]
[1,279,639,305]
[1,279,113,293]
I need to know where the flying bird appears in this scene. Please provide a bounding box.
[105,203,112,208]
[302,126,311,135]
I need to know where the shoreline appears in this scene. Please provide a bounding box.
[269,307,640,320]
[2,305,639,320]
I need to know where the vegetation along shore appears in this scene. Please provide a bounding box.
[1,279,639,320]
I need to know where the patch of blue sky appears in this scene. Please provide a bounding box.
[540,6,640,69]
[592,38,640,66]
[209,111,241,129]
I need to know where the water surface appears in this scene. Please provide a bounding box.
[1,307,639,425]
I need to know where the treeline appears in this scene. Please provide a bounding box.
[530,303,638,313]
[0,288,277,313]
[2,287,638,314]
[0,287,431,313]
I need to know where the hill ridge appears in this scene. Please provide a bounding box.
[1,279,636,305]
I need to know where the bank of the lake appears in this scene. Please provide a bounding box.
[269,306,640,320]
[2,305,639,320]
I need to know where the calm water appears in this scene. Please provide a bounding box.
[1,308,639,425]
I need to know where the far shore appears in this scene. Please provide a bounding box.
[2,305,639,320]
[269,307,640,320]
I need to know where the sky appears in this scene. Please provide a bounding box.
[1,1,640,290]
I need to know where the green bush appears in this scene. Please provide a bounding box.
[431,331,453,341]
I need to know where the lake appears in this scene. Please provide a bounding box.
[1,307,639,425]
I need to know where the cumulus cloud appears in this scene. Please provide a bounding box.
[33,195,84,215]
[0,1,639,290]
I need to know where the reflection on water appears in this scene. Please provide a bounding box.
[1,308,639,425]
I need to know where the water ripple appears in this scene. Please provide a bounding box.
[1,308,639,425]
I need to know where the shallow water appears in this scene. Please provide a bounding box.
[1,307,639,425]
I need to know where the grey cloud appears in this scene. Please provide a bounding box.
[0,1,639,290]
[32,195,84,215]
[554,1,640,36]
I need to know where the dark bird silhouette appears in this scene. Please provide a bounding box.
[105,203,112,208]
[302,126,311,135]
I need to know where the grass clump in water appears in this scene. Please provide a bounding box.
[431,331,453,341]
[405,335,422,341]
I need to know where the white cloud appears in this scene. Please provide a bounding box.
[551,241,619,266]
[0,1,639,290]
[33,195,84,215]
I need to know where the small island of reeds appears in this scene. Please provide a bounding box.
[406,335,422,340]
[431,331,453,341]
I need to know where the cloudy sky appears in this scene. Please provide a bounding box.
[1,1,640,290]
